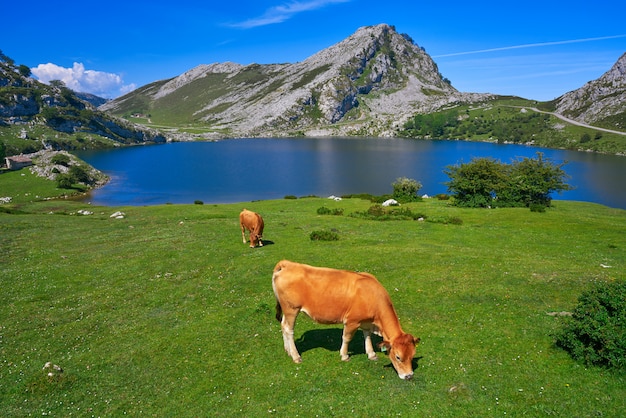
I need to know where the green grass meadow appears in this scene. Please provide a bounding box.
[1,177,625,416]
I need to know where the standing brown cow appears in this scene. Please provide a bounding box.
[272,260,420,379]
[239,209,264,248]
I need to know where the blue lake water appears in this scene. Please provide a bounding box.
[73,137,626,209]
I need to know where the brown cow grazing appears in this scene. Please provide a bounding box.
[272,260,420,380]
[239,209,264,248]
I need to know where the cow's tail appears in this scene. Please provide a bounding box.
[275,301,283,322]
[272,260,287,322]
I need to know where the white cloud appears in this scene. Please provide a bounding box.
[229,0,351,29]
[31,62,135,98]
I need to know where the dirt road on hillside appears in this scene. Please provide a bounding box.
[527,107,626,136]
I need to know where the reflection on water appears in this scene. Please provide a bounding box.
[73,138,626,209]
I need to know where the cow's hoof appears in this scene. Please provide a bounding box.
[293,357,302,364]
[341,355,350,362]
[368,354,378,361]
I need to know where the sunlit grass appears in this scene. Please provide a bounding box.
[1,193,625,416]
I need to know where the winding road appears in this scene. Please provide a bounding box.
[527,107,626,136]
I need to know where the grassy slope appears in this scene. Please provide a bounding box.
[401,98,626,155]
[1,185,625,416]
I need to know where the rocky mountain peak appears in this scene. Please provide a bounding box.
[103,24,491,137]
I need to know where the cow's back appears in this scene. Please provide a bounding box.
[240,209,263,231]
[272,260,386,324]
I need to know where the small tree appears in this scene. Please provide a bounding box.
[56,173,74,189]
[506,153,571,207]
[18,64,31,78]
[445,153,571,208]
[444,158,507,208]
[69,165,92,184]
[392,177,422,203]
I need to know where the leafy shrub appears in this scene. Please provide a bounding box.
[194,200,204,205]
[56,173,74,189]
[392,177,422,203]
[427,215,463,225]
[367,204,385,217]
[284,195,297,200]
[350,205,426,221]
[341,193,380,202]
[317,207,344,215]
[309,230,339,241]
[51,153,71,167]
[555,281,626,369]
[69,165,91,184]
[529,203,546,212]
[445,153,571,208]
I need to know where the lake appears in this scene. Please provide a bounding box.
[73,137,626,209]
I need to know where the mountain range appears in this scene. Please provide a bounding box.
[1,24,625,156]
[101,24,626,139]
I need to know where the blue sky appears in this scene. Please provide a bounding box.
[4,0,625,101]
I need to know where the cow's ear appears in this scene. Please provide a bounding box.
[378,341,391,354]
[413,337,421,346]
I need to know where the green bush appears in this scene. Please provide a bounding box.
[69,165,91,184]
[367,204,385,217]
[350,205,425,221]
[427,215,463,225]
[309,230,339,241]
[317,206,344,215]
[51,153,71,167]
[392,177,422,203]
[56,173,74,189]
[530,203,546,212]
[555,281,626,369]
[445,153,571,208]
[341,193,380,202]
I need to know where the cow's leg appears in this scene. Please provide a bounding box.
[362,328,378,361]
[340,322,360,361]
[280,311,302,363]
[241,225,247,244]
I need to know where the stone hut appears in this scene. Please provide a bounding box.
[5,155,33,170]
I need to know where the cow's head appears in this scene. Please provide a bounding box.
[379,334,420,380]
[250,232,262,247]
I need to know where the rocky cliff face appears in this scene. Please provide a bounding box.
[554,53,626,128]
[102,24,492,137]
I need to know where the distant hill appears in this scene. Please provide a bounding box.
[75,92,109,108]
[0,58,167,157]
[101,24,492,138]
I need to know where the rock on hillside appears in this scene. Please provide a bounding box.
[554,52,626,129]
[102,24,492,138]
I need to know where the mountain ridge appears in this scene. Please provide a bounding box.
[101,24,494,138]
[554,52,626,129]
